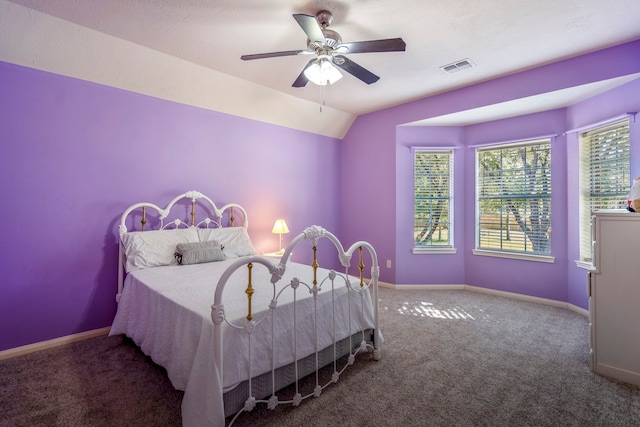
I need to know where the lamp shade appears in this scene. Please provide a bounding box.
[304,56,343,86]
[272,219,289,235]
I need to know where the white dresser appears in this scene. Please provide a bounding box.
[588,210,640,387]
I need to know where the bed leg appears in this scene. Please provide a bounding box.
[372,348,381,361]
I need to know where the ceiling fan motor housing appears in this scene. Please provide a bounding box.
[306,10,341,50]
[316,10,333,28]
[308,28,342,50]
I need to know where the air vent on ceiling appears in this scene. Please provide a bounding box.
[440,59,475,74]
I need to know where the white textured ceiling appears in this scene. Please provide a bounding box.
[4,0,640,134]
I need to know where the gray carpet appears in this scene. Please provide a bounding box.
[2,288,639,426]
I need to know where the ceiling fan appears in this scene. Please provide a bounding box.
[240,10,406,87]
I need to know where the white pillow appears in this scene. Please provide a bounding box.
[121,228,199,272]
[198,227,257,258]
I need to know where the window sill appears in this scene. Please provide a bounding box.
[413,248,457,255]
[575,260,594,270]
[472,249,555,263]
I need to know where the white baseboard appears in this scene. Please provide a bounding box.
[381,283,589,317]
[465,285,589,317]
[388,283,466,291]
[0,326,111,361]
[377,280,395,289]
[567,303,589,317]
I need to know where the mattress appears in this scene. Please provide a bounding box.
[109,257,376,426]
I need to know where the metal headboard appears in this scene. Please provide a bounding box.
[116,190,249,302]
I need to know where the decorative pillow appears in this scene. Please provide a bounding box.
[121,228,199,273]
[198,227,257,258]
[175,240,226,265]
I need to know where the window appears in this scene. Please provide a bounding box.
[476,140,551,256]
[579,120,630,262]
[414,149,454,251]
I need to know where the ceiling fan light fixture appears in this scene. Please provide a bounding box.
[304,57,343,86]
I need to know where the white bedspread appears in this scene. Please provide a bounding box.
[109,257,376,427]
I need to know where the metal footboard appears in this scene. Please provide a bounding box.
[211,225,380,425]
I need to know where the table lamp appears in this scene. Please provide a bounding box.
[272,219,289,254]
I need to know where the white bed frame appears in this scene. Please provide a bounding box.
[116,190,380,426]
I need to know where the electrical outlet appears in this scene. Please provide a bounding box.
[386,260,392,269]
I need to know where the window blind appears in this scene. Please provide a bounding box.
[476,140,551,255]
[414,150,453,248]
[579,120,630,262]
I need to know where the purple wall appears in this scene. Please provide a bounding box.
[342,39,640,304]
[339,111,398,283]
[394,125,466,285]
[565,78,640,309]
[0,61,342,352]
[463,110,569,301]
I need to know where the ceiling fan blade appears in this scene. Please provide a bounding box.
[336,38,406,54]
[241,50,306,60]
[292,59,316,87]
[293,14,325,44]
[333,55,380,84]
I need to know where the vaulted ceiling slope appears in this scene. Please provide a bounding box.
[2,0,640,138]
